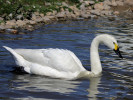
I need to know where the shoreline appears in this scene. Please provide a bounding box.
[0,0,133,34]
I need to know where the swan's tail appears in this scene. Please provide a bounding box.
[3,46,15,54]
[3,46,25,67]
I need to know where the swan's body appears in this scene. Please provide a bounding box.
[3,34,122,80]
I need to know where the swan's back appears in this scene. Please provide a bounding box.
[14,48,85,73]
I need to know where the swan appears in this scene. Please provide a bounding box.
[3,34,123,80]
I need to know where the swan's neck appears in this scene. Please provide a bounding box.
[90,36,102,75]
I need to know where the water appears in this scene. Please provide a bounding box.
[0,18,133,100]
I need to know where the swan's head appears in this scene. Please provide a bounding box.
[98,34,123,58]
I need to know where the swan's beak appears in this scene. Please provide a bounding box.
[113,43,123,58]
[114,48,123,59]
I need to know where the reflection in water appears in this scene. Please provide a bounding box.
[13,75,78,93]
[11,74,101,99]
[87,77,101,100]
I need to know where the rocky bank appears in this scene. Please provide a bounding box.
[0,0,133,34]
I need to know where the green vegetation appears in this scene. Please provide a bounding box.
[0,0,104,21]
[0,0,80,20]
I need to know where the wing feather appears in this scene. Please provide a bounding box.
[15,48,85,73]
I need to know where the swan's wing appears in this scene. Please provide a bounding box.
[15,49,48,66]
[42,49,86,72]
[15,48,86,72]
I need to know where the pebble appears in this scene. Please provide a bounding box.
[5,29,18,34]
[114,11,120,15]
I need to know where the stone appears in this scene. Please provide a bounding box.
[108,16,116,21]
[64,9,71,17]
[81,12,90,18]
[43,16,50,23]
[0,29,5,33]
[94,3,104,10]
[90,10,101,16]
[70,5,77,10]
[46,12,52,16]
[52,11,57,16]
[74,10,80,17]
[86,10,91,14]
[89,1,95,5]
[47,16,56,21]
[6,20,16,26]
[35,17,43,23]
[114,11,120,15]
[70,5,79,13]
[131,7,133,12]
[47,11,57,16]
[25,25,34,31]
[29,20,36,25]
[0,22,5,26]
[101,10,112,16]
[89,14,97,19]
[60,8,65,12]
[34,12,40,16]
[70,6,80,17]
[103,4,111,10]
[64,11,71,19]
[6,0,11,4]
[124,0,133,5]
[62,2,68,7]
[56,12,65,18]
[88,6,92,10]
[103,0,112,6]
[116,1,124,6]
[4,24,13,29]
[32,14,43,23]
[80,3,86,11]
[56,2,62,6]
[16,15,23,20]
[5,29,18,34]
[111,0,117,6]
[0,25,5,30]
[12,30,18,34]
[45,2,51,6]
[16,20,26,27]
[0,17,3,20]
[79,0,84,3]
[47,16,55,19]
[70,13,77,19]
[32,14,37,20]
[9,13,13,19]
[40,14,44,17]
[84,1,90,5]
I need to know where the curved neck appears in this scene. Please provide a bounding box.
[90,36,102,75]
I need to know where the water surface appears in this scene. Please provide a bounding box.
[0,18,133,100]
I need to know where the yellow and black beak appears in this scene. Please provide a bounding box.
[113,43,123,58]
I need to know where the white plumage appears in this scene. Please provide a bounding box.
[3,34,122,80]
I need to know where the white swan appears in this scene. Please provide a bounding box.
[3,34,122,80]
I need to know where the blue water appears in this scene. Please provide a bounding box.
[0,18,133,100]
